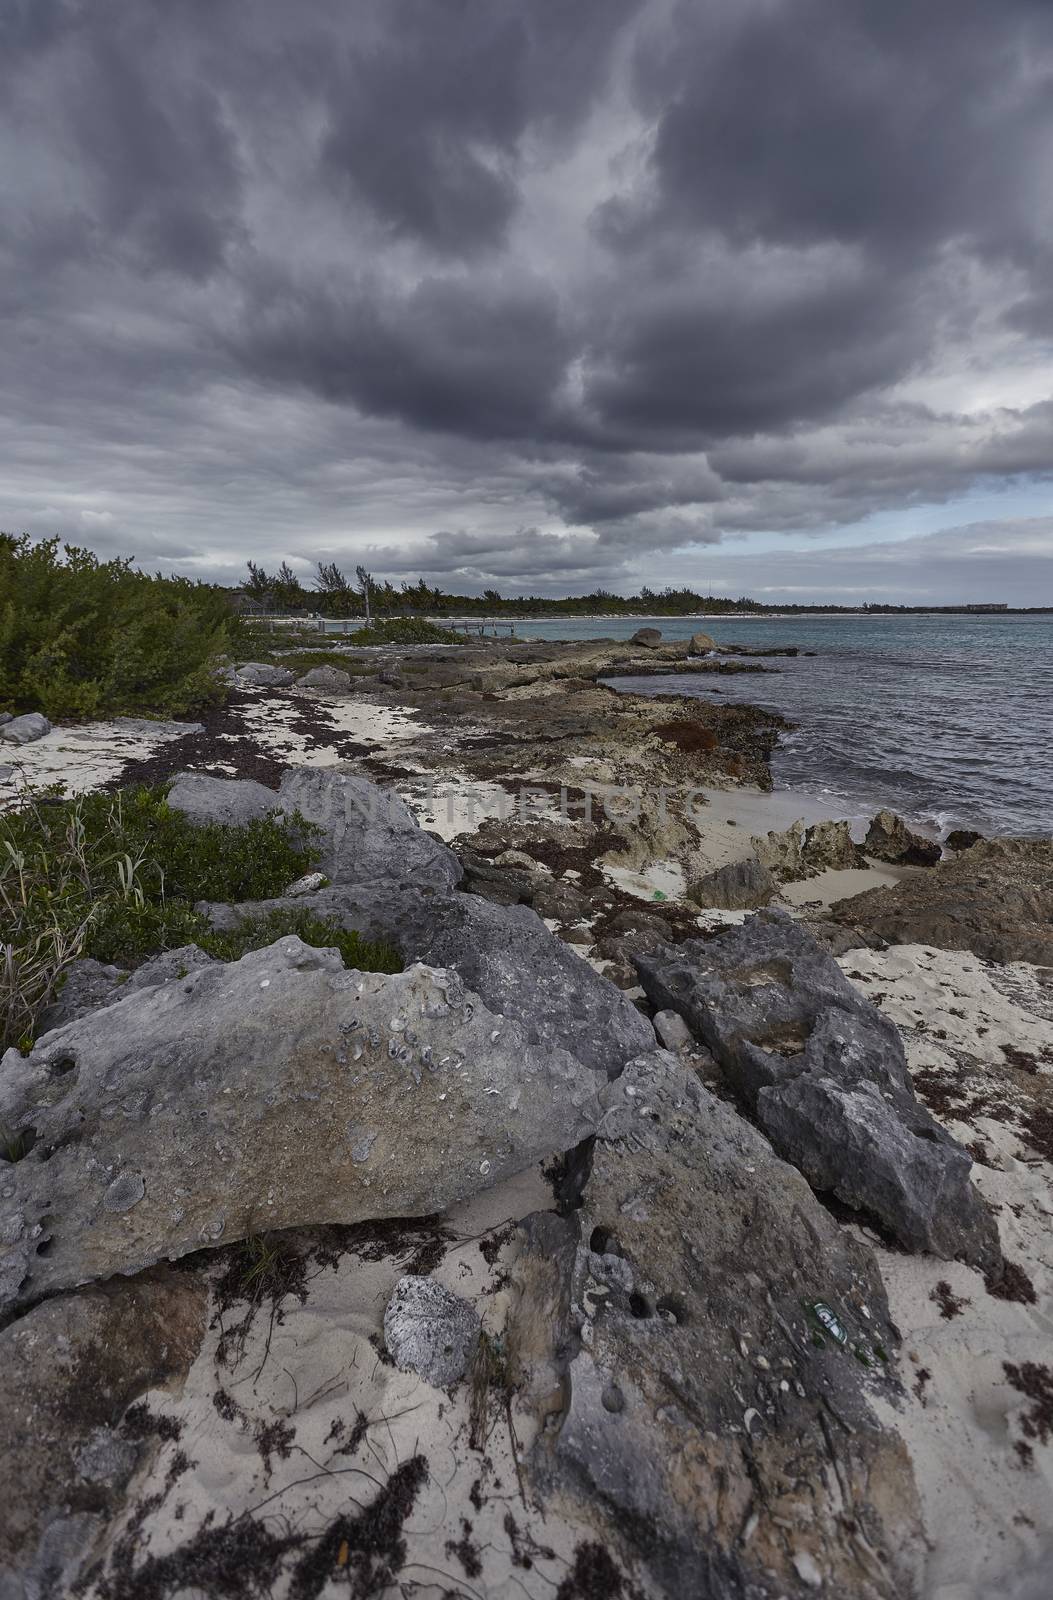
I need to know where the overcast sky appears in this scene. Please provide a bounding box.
[3,0,1053,603]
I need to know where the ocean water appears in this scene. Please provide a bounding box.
[517,614,1053,837]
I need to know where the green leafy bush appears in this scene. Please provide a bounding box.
[0,786,316,1048]
[0,533,243,720]
[1,785,402,1051]
[345,618,464,645]
[200,908,401,973]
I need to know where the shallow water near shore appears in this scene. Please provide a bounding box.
[524,612,1053,838]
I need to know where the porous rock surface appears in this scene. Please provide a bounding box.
[865,808,942,867]
[512,1051,926,1600]
[831,836,1053,965]
[0,1272,206,1600]
[753,817,865,879]
[0,939,609,1314]
[635,912,1001,1269]
[198,882,656,1079]
[229,661,295,687]
[383,1275,481,1387]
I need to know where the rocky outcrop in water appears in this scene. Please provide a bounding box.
[865,809,942,867]
[634,912,1001,1271]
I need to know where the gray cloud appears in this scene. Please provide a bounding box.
[1,0,1051,601]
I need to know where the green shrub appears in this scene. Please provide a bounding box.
[345,618,464,646]
[0,786,317,1048]
[200,908,401,973]
[0,785,403,1051]
[0,533,243,720]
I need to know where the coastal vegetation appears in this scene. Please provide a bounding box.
[0,534,241,720]
[0,784,398,1051]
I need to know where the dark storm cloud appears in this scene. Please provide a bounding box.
[1,0,1052,599]
[234,271,571,440]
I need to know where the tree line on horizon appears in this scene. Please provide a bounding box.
[239,559,763,617]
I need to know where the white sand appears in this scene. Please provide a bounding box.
[836,945,1053,1599]
[85,1168,623,1600]
[0,719,199,803]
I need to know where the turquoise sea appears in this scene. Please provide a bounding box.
[518,614,1053,837]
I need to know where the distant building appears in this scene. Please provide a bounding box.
[962,603,1008,612]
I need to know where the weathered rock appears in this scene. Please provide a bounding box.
[0,939,609,1314]
[0,711,11,725]
[629,627,662,647]
[688,855,777,909]
[634,912,1000,1269]
[166,771,280,828]
[295,664,352,692]
[688,631,716,653]
[0,712,51,746]
[378,666,404,687]
[35,948,217,1035]
[383,1276,480,1387]
[284,870,329,896]
[945,827,983,852]
[35,959,128,1034]
[0,1273,207,1600]
[831,837,1053,965]
[276,768,461,891]
[652,1008,693,1051]
[493,848,552,876]
[753,817,865,879]
[198,883,656,1080]
[514,1051,926,1600]
[865,808,941,867]
[232,662,295,687]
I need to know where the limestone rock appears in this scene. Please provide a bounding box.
[652,1009,693,1051]
[865,808,941,866]
[232,662,295,687]
[629,627,662,647]
[945,828,983,852]
[753,817,865,880]
[517,1051,926,1600]
[198,883,656,1080]
[688,855,777,909]
[383,1276,480,1387]
[166,771,280,828]
[688,631,716,653]
[0,939,609,1314]
[831,836,1053,965]
[295,664,352,692]
[0,712,51,746]
[0,1273,206,1599]
[634,912,1000,1270]
[276,768,461,891]
[284,870,329,896]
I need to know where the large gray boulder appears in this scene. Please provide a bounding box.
[231,662,295,687]
[0,712,51,746]
[513,1051,925,1600]
[198,883,656,1080]
[634,912,1001,1270]
[0,939,609,1314]
[295,664,352,692]
[629,627,662,647]
[687,854,777,910]
[165,771,280,828]
[0,1274,206,1600]
[276,768,461,891]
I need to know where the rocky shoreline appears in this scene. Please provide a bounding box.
[1,632,1051,1599]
